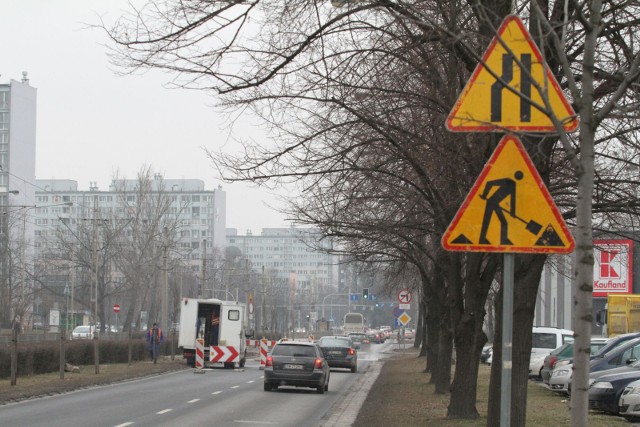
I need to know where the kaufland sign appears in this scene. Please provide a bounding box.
[593,239,633,297]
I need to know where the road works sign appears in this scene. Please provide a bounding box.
[446,15,578,133]
[441,135,574,253]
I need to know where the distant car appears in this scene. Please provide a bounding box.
[264,341,330,393]
[318,336,358,373]
[550,337,640,394]
[404,329,415,340]
[71,325,94,340]
[481,345,492,365]
[348,332,368,348]
[529,326,574,379]
[542,338,609,383]
[368,331,384,344]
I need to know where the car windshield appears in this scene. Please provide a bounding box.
[271,344,316,357]
[74,326,90,333]
[320,338,350,347]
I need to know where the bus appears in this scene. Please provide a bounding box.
[343,312,366,334]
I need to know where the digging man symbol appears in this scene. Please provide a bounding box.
[479,171,524,245]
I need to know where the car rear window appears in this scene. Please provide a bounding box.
[532,333,558,349]
[272,344,316,357]
[320,338,350,347]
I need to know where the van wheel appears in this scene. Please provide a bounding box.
[264,383,273,392]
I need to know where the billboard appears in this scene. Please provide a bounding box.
[593,239,634,297]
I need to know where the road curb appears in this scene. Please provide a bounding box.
[318,361,383,427]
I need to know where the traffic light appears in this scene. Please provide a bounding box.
[363,288,369,300]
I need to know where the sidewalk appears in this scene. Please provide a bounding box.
[318,359,384,427]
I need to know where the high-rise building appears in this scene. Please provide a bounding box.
[0,74,37,330]
[32,177,227,329]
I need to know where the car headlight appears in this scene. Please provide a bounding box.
[628,386,640,395]
[591,381,613,390]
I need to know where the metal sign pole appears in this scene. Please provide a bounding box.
[500,253,514,427]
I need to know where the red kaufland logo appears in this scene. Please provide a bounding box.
[600,250,620,278]
[593,239,633,297]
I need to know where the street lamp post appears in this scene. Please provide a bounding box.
[64,284,70,332]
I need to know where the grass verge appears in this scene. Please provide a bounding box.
[353,347,630,427]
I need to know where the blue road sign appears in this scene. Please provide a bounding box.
[350,294,359,301]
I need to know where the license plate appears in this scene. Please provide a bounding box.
[284,364,303,370]
[329,351,343,355]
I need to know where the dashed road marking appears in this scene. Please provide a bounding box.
[212,391,222,395]
[188,398,200,403]
[231,385,239,389]
[114,423,134,427]
[157,409,172,415]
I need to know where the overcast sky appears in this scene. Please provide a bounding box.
[1,0,290,233]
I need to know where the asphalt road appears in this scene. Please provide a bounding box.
[0,340,394,427]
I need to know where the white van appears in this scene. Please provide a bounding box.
[529,326,574,378]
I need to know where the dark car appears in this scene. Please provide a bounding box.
[589,337,640,373]
[264,341,330,393]
[589,370,640,414]
[348,333,368,348]
[318,336,358,373]
[368,331,385,344]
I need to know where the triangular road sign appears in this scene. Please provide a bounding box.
[447,15,578,133]
[441,135,574,253]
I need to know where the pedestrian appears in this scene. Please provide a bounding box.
[146,323,164,363]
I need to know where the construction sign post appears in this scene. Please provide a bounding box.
[441,135,574,253]
[442,14,577,427]
[446,15,578,133]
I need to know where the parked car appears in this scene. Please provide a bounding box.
[71,325,94,340]
[542,338,609,384]
[263,341,330,393]
[481,345,492,365]
[318,336,358,373]
[618,378,640,420]
[550,337,640,394]
[529,326,574,379]
[348,332,368,348]
[589,370,640,414]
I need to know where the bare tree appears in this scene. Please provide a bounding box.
[100,1,640,425]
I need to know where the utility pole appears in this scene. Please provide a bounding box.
[92,197,100,374]
[161,227,169,333]
[200,239,206,298]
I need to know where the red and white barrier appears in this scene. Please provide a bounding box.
[195,338,205,370]
[259,339,277,370]
[210,345,240,363]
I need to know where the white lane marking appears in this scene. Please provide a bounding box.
[212,391,223,395]
[114,423,134,427]
[231,385,239,389]
[188,399,200,403]
[247,380,255,384]
[233,421,279,425]
[157,409,172,415]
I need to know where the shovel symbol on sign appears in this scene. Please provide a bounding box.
[478,171,527,245]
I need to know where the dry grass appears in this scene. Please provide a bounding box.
[0,358,187,404]
[354,347,630,427]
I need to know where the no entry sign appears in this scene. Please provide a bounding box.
[113,304,120,313]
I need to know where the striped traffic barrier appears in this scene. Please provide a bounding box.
[194,338,205,373]
[258,339,278,370]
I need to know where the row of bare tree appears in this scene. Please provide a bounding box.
[98,2,640,425]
